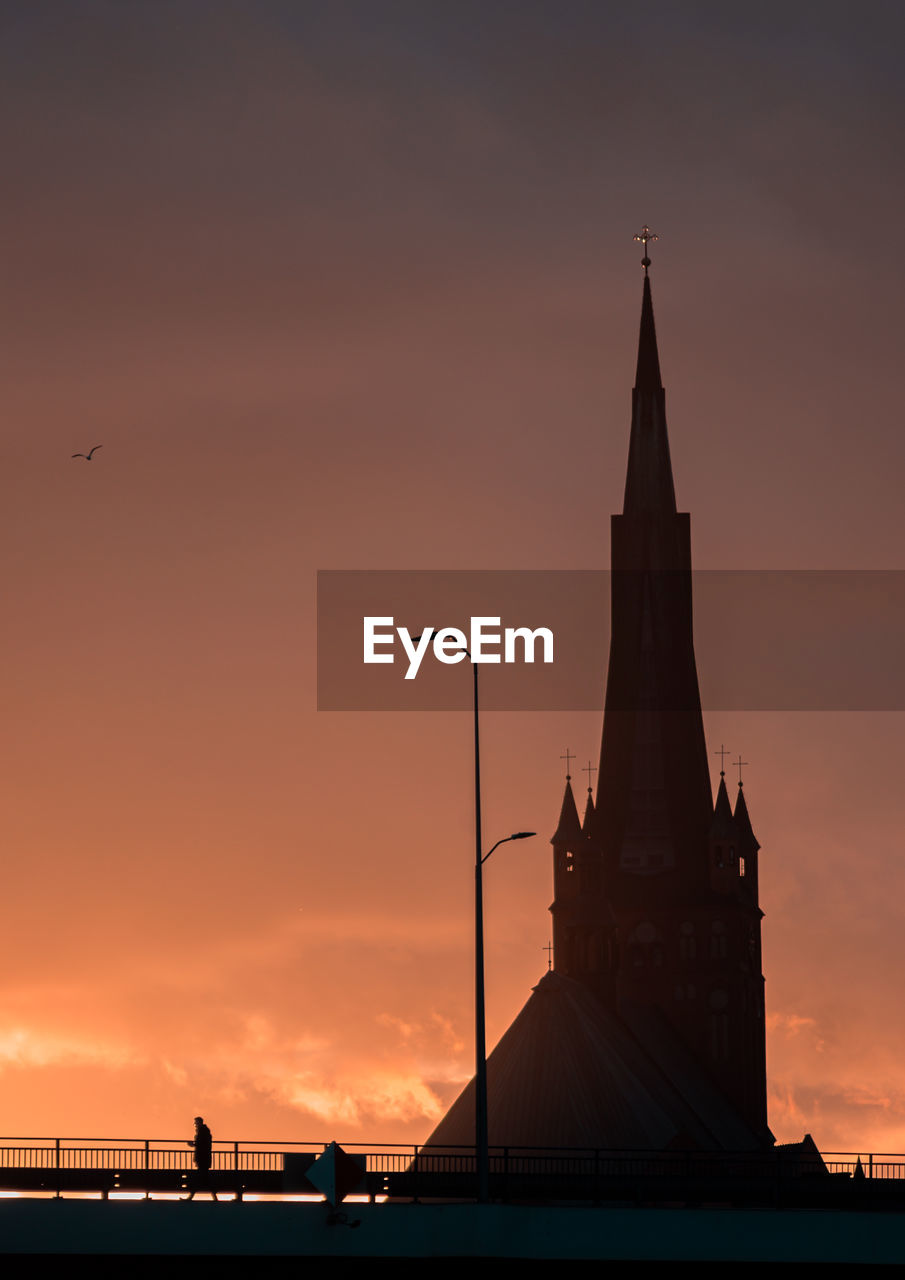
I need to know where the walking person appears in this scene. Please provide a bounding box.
[187,1115,218,1200]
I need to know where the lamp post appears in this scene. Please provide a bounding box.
[412,633,535,1202]
[475,827,535,1203]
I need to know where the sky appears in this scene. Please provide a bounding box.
[1,0,905,1154]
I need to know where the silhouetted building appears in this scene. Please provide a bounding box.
[427,267,773,1152]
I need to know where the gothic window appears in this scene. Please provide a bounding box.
[680,921,696,959]
[627,921,662,970]
[710,920,728,959]
[739,856,746,877]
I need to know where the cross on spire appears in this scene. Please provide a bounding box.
[543,940,554,971]
[583,759,597,793]
[634,225,658,274]
[560,748,575,780]
[734,755,749,786]
[714,743,730,776]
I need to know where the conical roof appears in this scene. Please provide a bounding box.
[733,783,760,852]
[582,789,595,834]
[551,777,583,846]
[710,774,736,841]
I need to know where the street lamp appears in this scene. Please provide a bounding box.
[475,829,535,1204]
[412,633,536,1201]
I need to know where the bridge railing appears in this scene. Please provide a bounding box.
[0,1140,903,1177]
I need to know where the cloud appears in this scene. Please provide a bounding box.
[767,1011,825,1051]
[767,1012,817,1035]
[277,1070,445,1128]
[0,1026,140,1071]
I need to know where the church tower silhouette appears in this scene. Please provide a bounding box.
[426,253,773,1152]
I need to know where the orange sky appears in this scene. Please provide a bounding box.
[1,2,905,1154]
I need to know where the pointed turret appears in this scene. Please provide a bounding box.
[733,783,759,853]
[582,788,595,835]
[732,777,767,1138]
[550,773,605,982]
[709,772,740,891]
[710,773,735,841]
[551,777,582,846]
[734,780,761,904]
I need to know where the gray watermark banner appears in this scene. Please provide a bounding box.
[317,570,905,711]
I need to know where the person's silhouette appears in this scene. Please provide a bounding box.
[187,1115,218,1200]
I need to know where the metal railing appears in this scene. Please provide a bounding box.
[0,1139,902,1202]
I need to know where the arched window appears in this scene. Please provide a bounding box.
[627,921,663,970]
[710,920,728,959]
[680,921,696,959]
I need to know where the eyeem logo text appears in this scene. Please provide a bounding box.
[363,617,554,680]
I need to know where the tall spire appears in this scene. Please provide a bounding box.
[634,276,663,392]
[622,268,677,516]
[598,247,712,881]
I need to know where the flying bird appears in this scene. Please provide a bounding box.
[71,445,102,460]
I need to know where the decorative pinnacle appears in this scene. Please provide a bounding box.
[633,225,658,274]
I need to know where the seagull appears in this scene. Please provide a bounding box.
[71,445,103,460]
